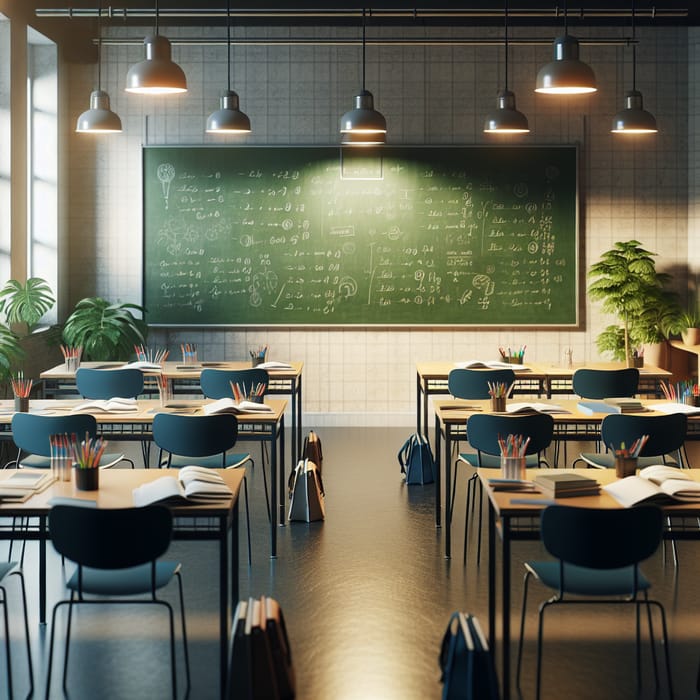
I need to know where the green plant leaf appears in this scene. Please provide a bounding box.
[0,277,55,331]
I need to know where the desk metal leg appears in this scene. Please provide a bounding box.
[220,514,230,699]
[271,416,286,558]
[39,515,47,624]
[434,412,442,529]
[296,376,302,461]
[502,514,512,700]
[416,371,423,435]
[488,498,496,653]
[278,416,286,528]
[444,421,453,558]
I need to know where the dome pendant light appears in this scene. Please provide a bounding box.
[125,0,187,95]
[340,8,386,146]
[484,0,529,134]
[611,0,658,134]
[76,0,122,133]
[206,0,251,133]
[535,0,597,95]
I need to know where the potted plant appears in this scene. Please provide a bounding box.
[61,297,147,361]
[588,240,679,366]
[0,277,55,336]
[677,311,700,346]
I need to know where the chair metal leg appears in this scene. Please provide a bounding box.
[9,570,34,700]
[62,596,76,693]
[462,473,476,565]
[516,571,533,691]
[535,600,553,700]
[175,571,191,694]
[242,475,252,567]
[643,594,660,689]
[0,585,13,700]
[648,599,674,699]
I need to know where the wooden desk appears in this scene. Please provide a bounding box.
[417,361,672,437]
[0,397,288,558]
[0,467,244,700]
[481,467,700,700]
[433,398,700,559]
[40,360,305,463]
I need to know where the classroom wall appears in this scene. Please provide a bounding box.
[65,22,691,426]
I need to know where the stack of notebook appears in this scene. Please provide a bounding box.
[533,472,600,498]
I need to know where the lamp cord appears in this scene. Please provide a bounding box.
[155,0,159,35]
[362,7,366,92]
[227,0,232,93]
[631,0,637,90]
[96,0,102,90]
[504,0,509,91]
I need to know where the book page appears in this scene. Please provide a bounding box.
[602,476,668,508]
[506,402,569,414]
[132,476,185,507]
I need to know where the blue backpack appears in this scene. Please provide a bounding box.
[398,433,436,485]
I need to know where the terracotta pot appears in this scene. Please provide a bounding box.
[681,328,700,347]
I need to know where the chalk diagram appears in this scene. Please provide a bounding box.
[157,163,176,210]
[249,270,279,308]
[157,219,188,256]
[459,274,494,309]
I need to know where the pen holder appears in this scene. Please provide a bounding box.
[490,396,506,412]
[246,394,265,404]
[74,466,99,491]
[615,456,638,479]
[685,395,700,407]
[632,356,644,368]
[66,356,80,372]
[501,456,526,480]
[14,396,29,413]
[251,357,264,367]
[507,355,523,364]
[181,348,198,365]
[158,382,173,407]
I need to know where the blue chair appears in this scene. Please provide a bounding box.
[200,368,271,519]
[572,368,640,399]
[0,561,33,700]
[75,367,145,399]
[45,505,190,700]
[152,412,253,566]
[9,413,131,470]
[75,367,148,464]
[516,505,672,700]
[446,367,517,513]
[460,412,554,565]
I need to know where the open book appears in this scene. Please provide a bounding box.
[255,361,293,370]
[506,402,570,414]
[646,402,700,415]
[202,398,274,415]
[603,465,700,507]
[133,466,233,507]
[122,360,163,372]
[72,397,139,413]
[577,399,647,415]
[454,360,529,371]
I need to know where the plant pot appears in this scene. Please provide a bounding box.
[681,327,700,346]
[74,467,99,491]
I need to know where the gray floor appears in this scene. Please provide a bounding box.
[3,427,700,699]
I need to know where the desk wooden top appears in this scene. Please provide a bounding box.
[434,398,699,426]
[0,398,288,425]
[417,360,670,381]
[480,467,700,517]
[0,468,245,517]
[40,360,303,380]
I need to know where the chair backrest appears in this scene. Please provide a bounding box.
[466,412,554,458]
[541,505,663,570]
[11,413,98,458]
[75,367,144,399]
[447,368,516,400]
[49,505,172,570]
[200,368,269,400]
[572,368,639,399]
[600,412,688,460]
[152,413,239,461]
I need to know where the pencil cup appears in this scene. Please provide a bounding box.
[74,466,99,491]
[685,396,700,407]
[66,356,80,372]
[501,456,526,480]
[507,355,522,364]
[615,456,638,479]
[490,396,506,412]
[632,357,644,368]
[14,396,29,413]
[158,382,173,407]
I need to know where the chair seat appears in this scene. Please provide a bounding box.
[19,452,128,470]
[66,561,181,596]
[458,452,541,468]
[578,453,677,470]
[167,452,252,470]
[525,560,651,596]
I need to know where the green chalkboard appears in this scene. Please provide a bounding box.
[143,145,578,326]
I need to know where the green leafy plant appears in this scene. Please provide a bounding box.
[0,277,56,334]
[0,323,23,382]
[62,297,147,361]
[588,240,679,364]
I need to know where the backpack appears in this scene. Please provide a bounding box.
[302,431,323,476]
[438,612,500,700]
[288,459,325,522]
[397,433,435,485]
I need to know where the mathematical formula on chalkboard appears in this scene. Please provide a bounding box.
[143,146,578,326]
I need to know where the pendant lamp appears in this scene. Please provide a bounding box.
[484,0,529,134]
[125,0,187,95]
[76,0,122,133]
[206,0,251,133]
[340,8,386,146]
[535,0,597,95]
[611,0,658,134]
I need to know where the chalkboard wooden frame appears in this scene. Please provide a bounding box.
[143,145,580,328]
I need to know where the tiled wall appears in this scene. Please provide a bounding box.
[65,23,691,425]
